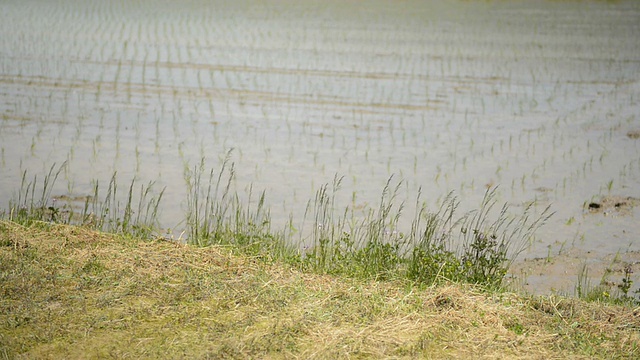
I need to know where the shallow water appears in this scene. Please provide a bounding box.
[1,0,639,295]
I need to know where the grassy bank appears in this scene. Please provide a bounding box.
[1,220,639,359]
[9,162,554,289]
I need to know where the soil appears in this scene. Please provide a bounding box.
[508,249,640,297]
[585,195,640,216]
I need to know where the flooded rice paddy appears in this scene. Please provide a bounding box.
[1,0,639,295]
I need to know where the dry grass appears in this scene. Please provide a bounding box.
[1,220,639,359]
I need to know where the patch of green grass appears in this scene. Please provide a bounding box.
[299,181,551,288]
[182,156,297,264]
[574,262,640,306]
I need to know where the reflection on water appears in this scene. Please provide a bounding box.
[1,0,639,294]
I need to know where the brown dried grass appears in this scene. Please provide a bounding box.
[1,220,638,359]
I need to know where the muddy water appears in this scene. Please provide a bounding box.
[1,0,639,296]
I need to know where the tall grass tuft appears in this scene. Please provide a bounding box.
[7,164,164,239]
[458,188,552,287]
[9,163,67,224]
[302,177,407,280]
[300,175,349,273]
[407,191,462,284]
[409,188,552,287]
[184,156,234,245]
[183,155,294,260]
[301,182,551,288]
[83,173,165,238]
[350,177,406,279]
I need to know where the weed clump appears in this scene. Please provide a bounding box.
[299,176,404,280]
[410,189,551,288]
[574,261,640,305]
[183,155,295,261]
[7,162,164,239]
[300,179,551,288]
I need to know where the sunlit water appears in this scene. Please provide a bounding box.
[1,0,639,294]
